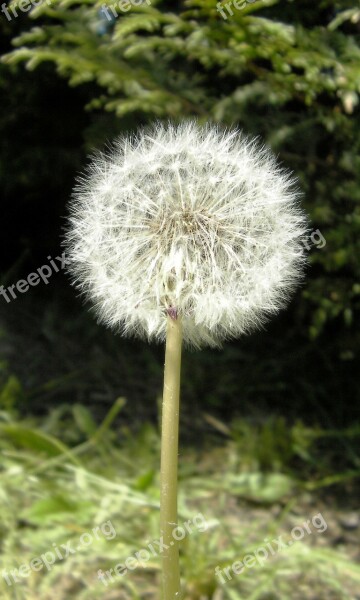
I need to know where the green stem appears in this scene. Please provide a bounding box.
[160,313,183,600]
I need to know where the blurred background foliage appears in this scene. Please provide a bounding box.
[0,1,360,598]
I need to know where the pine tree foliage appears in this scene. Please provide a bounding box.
[2,0,360,341]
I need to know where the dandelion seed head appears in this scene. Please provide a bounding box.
[64,121,308,348]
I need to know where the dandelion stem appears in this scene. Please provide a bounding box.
[160,313,183,600]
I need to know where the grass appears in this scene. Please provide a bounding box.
[0,401,360,599]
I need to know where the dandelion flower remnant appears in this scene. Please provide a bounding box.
[65,121,307,347]
[65,121,308,599]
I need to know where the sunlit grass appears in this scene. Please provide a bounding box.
[0,403,359,599]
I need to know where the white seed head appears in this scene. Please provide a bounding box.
[64,121,308,348]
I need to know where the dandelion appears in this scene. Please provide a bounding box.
[64,121,308,599]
